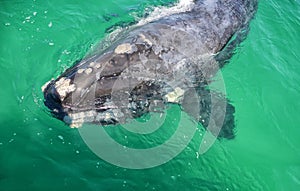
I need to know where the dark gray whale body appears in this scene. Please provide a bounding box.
[43,0,258,139]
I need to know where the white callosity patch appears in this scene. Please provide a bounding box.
[89,62,95,67]
[78,68,93,74]
[137,0,195,26]
[41,80,52,92]
[95,63,101,69]
[64,110,98,128]
[54,77,76,101]
[95,108,124,123]
[139,34,153,46]
[77,68,85,74]
[164,87,185,103]
[95,112,112,122]
[63,100,124,128]
[114,43,138,54]
[84,68,93,74]
[76,67,95,75]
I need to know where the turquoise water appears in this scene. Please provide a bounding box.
[1,0,300,190]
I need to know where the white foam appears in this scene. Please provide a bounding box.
[137,0,195,26]
[96,0,195,51]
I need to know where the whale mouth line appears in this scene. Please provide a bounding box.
[62,104,118,112]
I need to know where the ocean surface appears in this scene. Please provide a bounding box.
[0,0,300,190]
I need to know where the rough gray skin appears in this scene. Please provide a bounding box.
[43,0,258,139]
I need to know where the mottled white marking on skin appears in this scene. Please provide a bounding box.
[66,110,97,128]
[95,114,103,121]
[66,108,121,128]
[84,68,93,74]
[89,62,95,67]
[139,34,153,46]
[95,63,101,69]
[165,87,185,103]
[139,53,148,64]
[77,68,85,74]
[55,77,76,100]
[95,110,114,122]
[105,113,111,119]
[96,72,100,80]
[112,109,124,118]
[204,0,218,12]
[153,45,163,55]
[114,43,137,54]
[70,120,84,128]
[174,59,187,71]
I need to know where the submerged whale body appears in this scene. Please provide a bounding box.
[43,0,258,139]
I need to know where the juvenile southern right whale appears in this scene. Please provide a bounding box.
[43,0,258,139]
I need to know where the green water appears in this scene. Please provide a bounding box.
[1,0,300,190]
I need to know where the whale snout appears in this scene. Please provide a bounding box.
[43,80,68,121]
[43,77,101,127]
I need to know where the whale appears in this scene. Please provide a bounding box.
[43,0,258,139]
